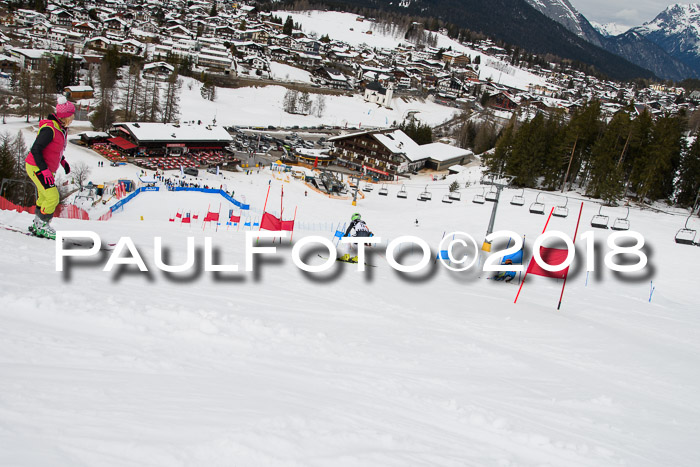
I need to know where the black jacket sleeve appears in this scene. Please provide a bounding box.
[29,127,55,171]
[344,219,358,237]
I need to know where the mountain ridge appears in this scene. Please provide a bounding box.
[317,0,655,80]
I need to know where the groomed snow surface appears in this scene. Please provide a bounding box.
[1,126,699,466]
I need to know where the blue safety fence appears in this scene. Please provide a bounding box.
[170,187,250,210]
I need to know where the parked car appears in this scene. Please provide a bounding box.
[184,167,198,176]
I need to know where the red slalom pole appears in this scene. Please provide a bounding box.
[514,207,554,304]
[557,202,584,311]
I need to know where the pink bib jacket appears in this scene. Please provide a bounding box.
[26,118,68,173]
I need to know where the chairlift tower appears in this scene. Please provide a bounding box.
[350,175,361,206]
[480,173,515,252]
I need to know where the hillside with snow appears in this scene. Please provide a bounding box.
[275,10,550,92]
[175,76,457,128]
[1,118,700,466]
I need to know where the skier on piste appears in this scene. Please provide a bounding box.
[339,213,373,263]
[26,96,76,239]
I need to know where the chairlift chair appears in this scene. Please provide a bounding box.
[448,191,462,201]
[397,184,407,199]
[510,188,525,206]
[378,184,388,196]
[485,185,498,202]
[362,183,373,192]
[674,214,697,245]
[552,197,569,218]
[529,192,545,215]
[442,194,453,203]
[611,207,630,231]
[590,205,609,229]
[472,187,486,204]
[418,185,432,201]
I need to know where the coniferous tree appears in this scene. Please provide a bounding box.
[505,113,547,186]
[0,133,17,202]
[586,112,630,203]
[283,16,294,35]
[539,112,566,190]
[676,134,700,208]
[485,114,516,176]
[636,115,683,202]
[625,110,654,197]
[558,101,602,191]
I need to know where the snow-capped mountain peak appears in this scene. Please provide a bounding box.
[631,3,700,72]
[525,0,585,37]
[637,3,700,35]
[523,0,604,46]
[591,21,630,37]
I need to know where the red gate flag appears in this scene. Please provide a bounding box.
[526,247,569,279]
[260,211,281,231]
[204,212,220,222]
[281,219,295,231]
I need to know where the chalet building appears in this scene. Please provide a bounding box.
[104,17,129,34]
[32,20,51,37]
[85,36,114,52]
[72,21,99,38]
[111,123,233,156]
[119,39,144,56]
[485,91,519,111]
[214,25,238,42]
[313,66,350,89]
[142,61,175,78]
[64,85,94,100]
[442,52,470,68]
[329,129,472,180]
[14,9,46,27]
[0,54,19,74]
[8,48,51,71]
[268,46,290,61]
[50,9,73,27]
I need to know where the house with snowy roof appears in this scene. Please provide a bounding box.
[7,48,51,71]
[329,129,472,179]
[111,122,233,156]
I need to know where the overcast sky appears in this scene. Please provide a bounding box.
[571,0,679,28]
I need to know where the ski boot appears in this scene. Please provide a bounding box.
[29,212,56,240]
[339,253,352,262]
[349,256,359,263]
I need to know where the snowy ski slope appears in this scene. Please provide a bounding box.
[1,120,699,466]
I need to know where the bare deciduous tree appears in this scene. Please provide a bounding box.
[71,161,91,190]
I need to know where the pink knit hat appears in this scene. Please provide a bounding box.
[55,96,76,118]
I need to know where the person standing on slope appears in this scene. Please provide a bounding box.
[26,96,75,239]
[340,213,373,262]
